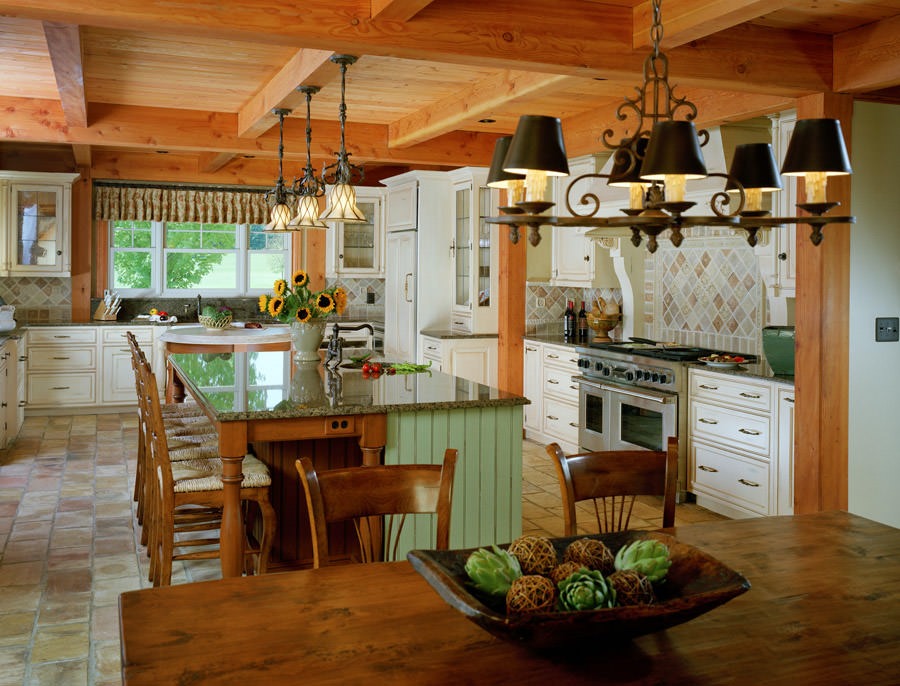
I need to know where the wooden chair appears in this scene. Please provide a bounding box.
[139,358,277,586]
[545,437,678,535]
[295,450,457,568]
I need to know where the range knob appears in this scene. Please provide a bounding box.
[651,372,660,383]
[602,366,611,376]
[625,370,635,381]
[577,358,588,368]
[594,361,603,372]
[658,374,669,384]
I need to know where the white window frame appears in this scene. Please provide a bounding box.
[109,221,290,297]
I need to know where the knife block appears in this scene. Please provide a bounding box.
[93,302,119,321]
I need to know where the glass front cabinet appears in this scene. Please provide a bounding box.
[0,172,79,277]
[449,168,499,334]
[325,186,385,277]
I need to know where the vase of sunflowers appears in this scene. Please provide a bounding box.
[259,270,348,363]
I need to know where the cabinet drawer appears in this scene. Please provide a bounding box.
[691,442,770,514]
[28,373,96,406]
[420,337,443,360]
[28,347,97,371]
[691,400,771,456]
[102,327,152,345]
[690,370,772,412]
[28,328,98,345]
[542,345,579,369]
[543,367,579,402]
[542,396,580,443]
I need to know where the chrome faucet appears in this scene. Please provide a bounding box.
[196,293,202,320]
[324,323,375,369]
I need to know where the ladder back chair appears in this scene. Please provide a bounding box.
[546,437,678,535]
[295,449,457,568]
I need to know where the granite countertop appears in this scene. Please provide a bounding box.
[523,334,591,349]
[688,360,795,386]
[159,325,290,345]
[420,328,499,340]
[169,350,527,420]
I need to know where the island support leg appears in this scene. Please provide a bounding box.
[218,423,249,577]
[359,415,387,560]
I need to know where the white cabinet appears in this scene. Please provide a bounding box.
[325,186,385,277]
[0,172,79,277]
[521,339,580,453]
[384,230,417,361]
[418,334,498,386]
[688,368,794,518]
[776,385,795,515]
[10,336,25,443]
[101,327,152,403]
[448,168,499,334]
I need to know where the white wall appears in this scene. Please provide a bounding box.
[848,101,900,528]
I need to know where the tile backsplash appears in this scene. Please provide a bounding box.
[0,277,72,322]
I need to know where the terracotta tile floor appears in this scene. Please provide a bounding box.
[0,415,726,685]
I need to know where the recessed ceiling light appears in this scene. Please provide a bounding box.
[593,77,607,81]
[478,118,496,124]
[156,150,169,154]
[243,155,255,159]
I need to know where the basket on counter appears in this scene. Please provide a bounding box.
[198,314,233,330]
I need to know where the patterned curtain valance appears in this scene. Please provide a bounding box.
[94,184,270,225]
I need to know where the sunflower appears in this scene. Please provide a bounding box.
[315,292,335,314]
[258,294,269,313]
[274,279,287,296]
[333,287,348,315]
[292,269,309,288]
[267,296,285,317]
[295,307,312,323]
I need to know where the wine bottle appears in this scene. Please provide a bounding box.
[578,300,588,341]
[564,300,576,341]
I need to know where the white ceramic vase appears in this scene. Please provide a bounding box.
[290,319,326,363]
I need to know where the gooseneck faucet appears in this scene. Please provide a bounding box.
[323,322,375,369]
[196,293,202,320]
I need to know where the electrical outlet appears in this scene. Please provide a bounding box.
[536,297,546,309]
[366,292,376,304]
[875,317,899,342]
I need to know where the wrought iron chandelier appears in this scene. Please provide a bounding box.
[487,0,855,251]
[319,54,366,223]
[263,108,295,233]
[289,85,327,229]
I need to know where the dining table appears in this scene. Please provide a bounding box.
[118,510,899,685]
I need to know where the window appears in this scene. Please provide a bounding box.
[109,221,290,296]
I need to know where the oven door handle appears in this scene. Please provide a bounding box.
[575,376,676,404]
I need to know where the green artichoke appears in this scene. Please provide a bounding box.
[613,539,672,583]
[464,545,523,597]
[557,568,616,611]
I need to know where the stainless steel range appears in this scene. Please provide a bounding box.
[574,341,757,499]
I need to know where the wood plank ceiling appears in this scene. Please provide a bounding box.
[0,0,898,181]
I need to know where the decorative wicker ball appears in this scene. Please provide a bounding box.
[564,538,615,575]
[549,561,583,585]
[507,535,558,576]
[506,575,557,614]
[608,569,656,606]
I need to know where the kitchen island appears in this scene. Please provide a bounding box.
[168,351,527,574]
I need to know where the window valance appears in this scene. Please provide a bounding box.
[94,183,270,225]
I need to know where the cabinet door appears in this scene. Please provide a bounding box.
[384,231,417,360]
[523,343,541,432]
[8,183,70,275]
[776,387,795,515]
[452,185,472,316]
[446,340,496,386]
[328,190,383,277]
[102,345,139,404]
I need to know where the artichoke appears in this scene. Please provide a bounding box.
[613,539,672,583]
[557,568,616,611]
[464,545,523,597]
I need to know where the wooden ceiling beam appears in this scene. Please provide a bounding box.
[370,0,435,22]
[2,0,832,96]
[389,71,572,148]
[834,15,900,93]
[198,152,237,173]
[0,96,498,167]
[632,0,792,49]
[238,49,338,139]
[71,143,91,166]
[41,21,87,127]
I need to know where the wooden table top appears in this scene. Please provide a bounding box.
[119,511,900,685]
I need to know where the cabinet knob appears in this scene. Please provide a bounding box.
[583,255,590,262]
[778,252,787,261]
[57,250,63,256]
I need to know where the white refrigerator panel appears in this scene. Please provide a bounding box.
[384,230,417,360]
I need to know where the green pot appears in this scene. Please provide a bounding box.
[762,326,795,376]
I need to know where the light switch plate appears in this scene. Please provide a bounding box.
[875,317,899,342]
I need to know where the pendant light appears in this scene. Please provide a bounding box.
[289,86,327,229]
[319,55,366,223]
[263,108,295,233]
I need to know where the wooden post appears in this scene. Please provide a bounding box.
[497,202,526,395]
[71,165,93,321]
[793,93,853,513]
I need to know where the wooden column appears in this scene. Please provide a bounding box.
[71,165,93,321]
[793,93,853,514]
[497,213,526,395]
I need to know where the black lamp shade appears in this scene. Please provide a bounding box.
[640,121,708,180]
[486,136,524,188]
[781,118,852,176]
[503,115,569,176]
[608,137,650,187]
[726,143,783,192]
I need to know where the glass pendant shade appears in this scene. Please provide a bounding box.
[320,183,366,223]
[640,121,708,181]
[265,202,293,232]
[291,194,327,229]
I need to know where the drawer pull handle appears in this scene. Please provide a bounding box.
[547,379,559,384]
[698,465,718,473]
[547,354,560,359]
[18,400,26,407]
[546,415,559,420]
[569,385,578,390]
[568,422,579,428]
[698,418,718,425]
[739,428,762,436]
[699,384,718,390]
[120,349,130,352]
[53,356,71,360]
[525,347,536,352]
[739,392,761,399]
[785,397,794,404]
[53,335,71,339]
[51,386,71,390]
[426,346,437,351]
[568,358,578,364]
[738,478,760,488]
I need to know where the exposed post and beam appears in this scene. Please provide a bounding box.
[41,21,87,128]
[370,0,435,22]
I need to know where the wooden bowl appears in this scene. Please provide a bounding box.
[408,531,750,652]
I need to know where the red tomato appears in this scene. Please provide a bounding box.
[361,370,370,378]
[361,362,372,373]
[371,362,382,374]
[387,367,396,375]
